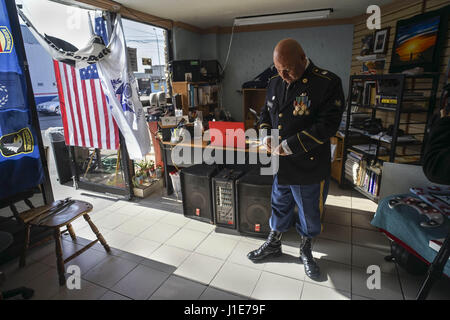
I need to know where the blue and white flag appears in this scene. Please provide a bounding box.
[96,14,150,159]
[0,72,25,109]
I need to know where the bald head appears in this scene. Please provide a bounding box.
[273,38,307,84]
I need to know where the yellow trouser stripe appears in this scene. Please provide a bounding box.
[297,133,308,152]
[319,179,325,218]
[319,179,325,234]
[302,130,324,145]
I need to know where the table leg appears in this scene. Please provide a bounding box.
[67,223,77,241]
[53,228,66,286]
[83,214,110,252]
[19,224,31,268]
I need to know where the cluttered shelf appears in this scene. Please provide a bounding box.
[347,146,421,163]
[352,104,430,113]
[347,128,423,145]
[355,185,379,202]
[340,73,439,202]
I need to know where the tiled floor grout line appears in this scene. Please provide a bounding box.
[248,267,263,300]
[143,271,172,300]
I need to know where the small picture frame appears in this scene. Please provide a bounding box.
[360,33,374,56]
[373,27,390,54]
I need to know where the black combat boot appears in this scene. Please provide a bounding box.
[299,236,320,280]
[247,230,282,262]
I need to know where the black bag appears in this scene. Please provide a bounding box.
[242,65,278,89]
[389,241,428,275]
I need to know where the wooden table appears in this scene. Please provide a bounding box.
[159,139,268,195]
[18,199,110,286]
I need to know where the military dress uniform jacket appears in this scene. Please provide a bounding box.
[258,60,345,185]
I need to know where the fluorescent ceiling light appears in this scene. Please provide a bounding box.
[234,8,333,26]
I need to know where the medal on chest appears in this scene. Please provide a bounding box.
[293,92,311,116]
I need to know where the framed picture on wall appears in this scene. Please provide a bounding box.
[389,6,448,73]
[373,27,390,54]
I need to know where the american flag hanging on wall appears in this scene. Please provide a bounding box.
[53,60,120,150]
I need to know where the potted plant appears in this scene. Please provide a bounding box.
[149,160,155,178]
[134,170,145,186]
[155,165,162,179]
[136,160,151,177]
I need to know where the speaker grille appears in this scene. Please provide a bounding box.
[237,172,273,237]
[181,164,217,223]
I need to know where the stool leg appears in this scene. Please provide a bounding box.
[10,205,21,225]
[19,224,31,268]
[24,199,35,209]
[66,223,77,241]
[53,228,66,286]
[83,214,110,253]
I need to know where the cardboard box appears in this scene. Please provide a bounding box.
[133,179,163,198]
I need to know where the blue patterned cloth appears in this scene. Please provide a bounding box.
[371,194,450,277]
[0,0,44,199]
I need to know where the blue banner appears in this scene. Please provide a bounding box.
[0,0,44,199]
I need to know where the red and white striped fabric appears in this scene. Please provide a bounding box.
[53,60,120,150]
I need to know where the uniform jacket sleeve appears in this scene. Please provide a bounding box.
[286,77,345,155]
[258,80,276,130]
[422,117,450,185]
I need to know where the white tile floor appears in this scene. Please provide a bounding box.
[1,148,449,300]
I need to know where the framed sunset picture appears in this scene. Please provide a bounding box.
[389,6,448,73]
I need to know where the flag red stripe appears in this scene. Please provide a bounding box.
[80,80,94,148]
[114,118,120,149]
[53,60,70,145]
[100,85,111,150]
[62,64,79,146]
[89,79,103,149]
[52,61,119,151]
[70,67,86,147]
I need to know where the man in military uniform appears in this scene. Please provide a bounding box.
[247,38,345,280]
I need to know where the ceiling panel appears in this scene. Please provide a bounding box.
[115,0,394,28]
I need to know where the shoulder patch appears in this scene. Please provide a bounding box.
[312,68,332,81]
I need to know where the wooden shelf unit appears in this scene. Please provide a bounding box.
[242,88,267,130]
[172,81,219,115]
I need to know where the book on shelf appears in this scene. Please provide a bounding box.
[188,84,219,108]
[349,151,363,160]
[376,95,398,107]
[352,144,388,156]
[429,239,448,256]
[345,151,381,197]
[369,132,418,143]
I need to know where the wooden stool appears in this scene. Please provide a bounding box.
[17,199,110,286]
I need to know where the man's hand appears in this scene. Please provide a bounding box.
[272,144,288,156]
[262,136,272,151]
[441,108,449,118]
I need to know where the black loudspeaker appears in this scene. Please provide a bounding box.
[212,168,244,229]
[236,170,273,237]
[180,164,218,223]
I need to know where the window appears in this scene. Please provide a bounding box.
[122,18,167,95]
